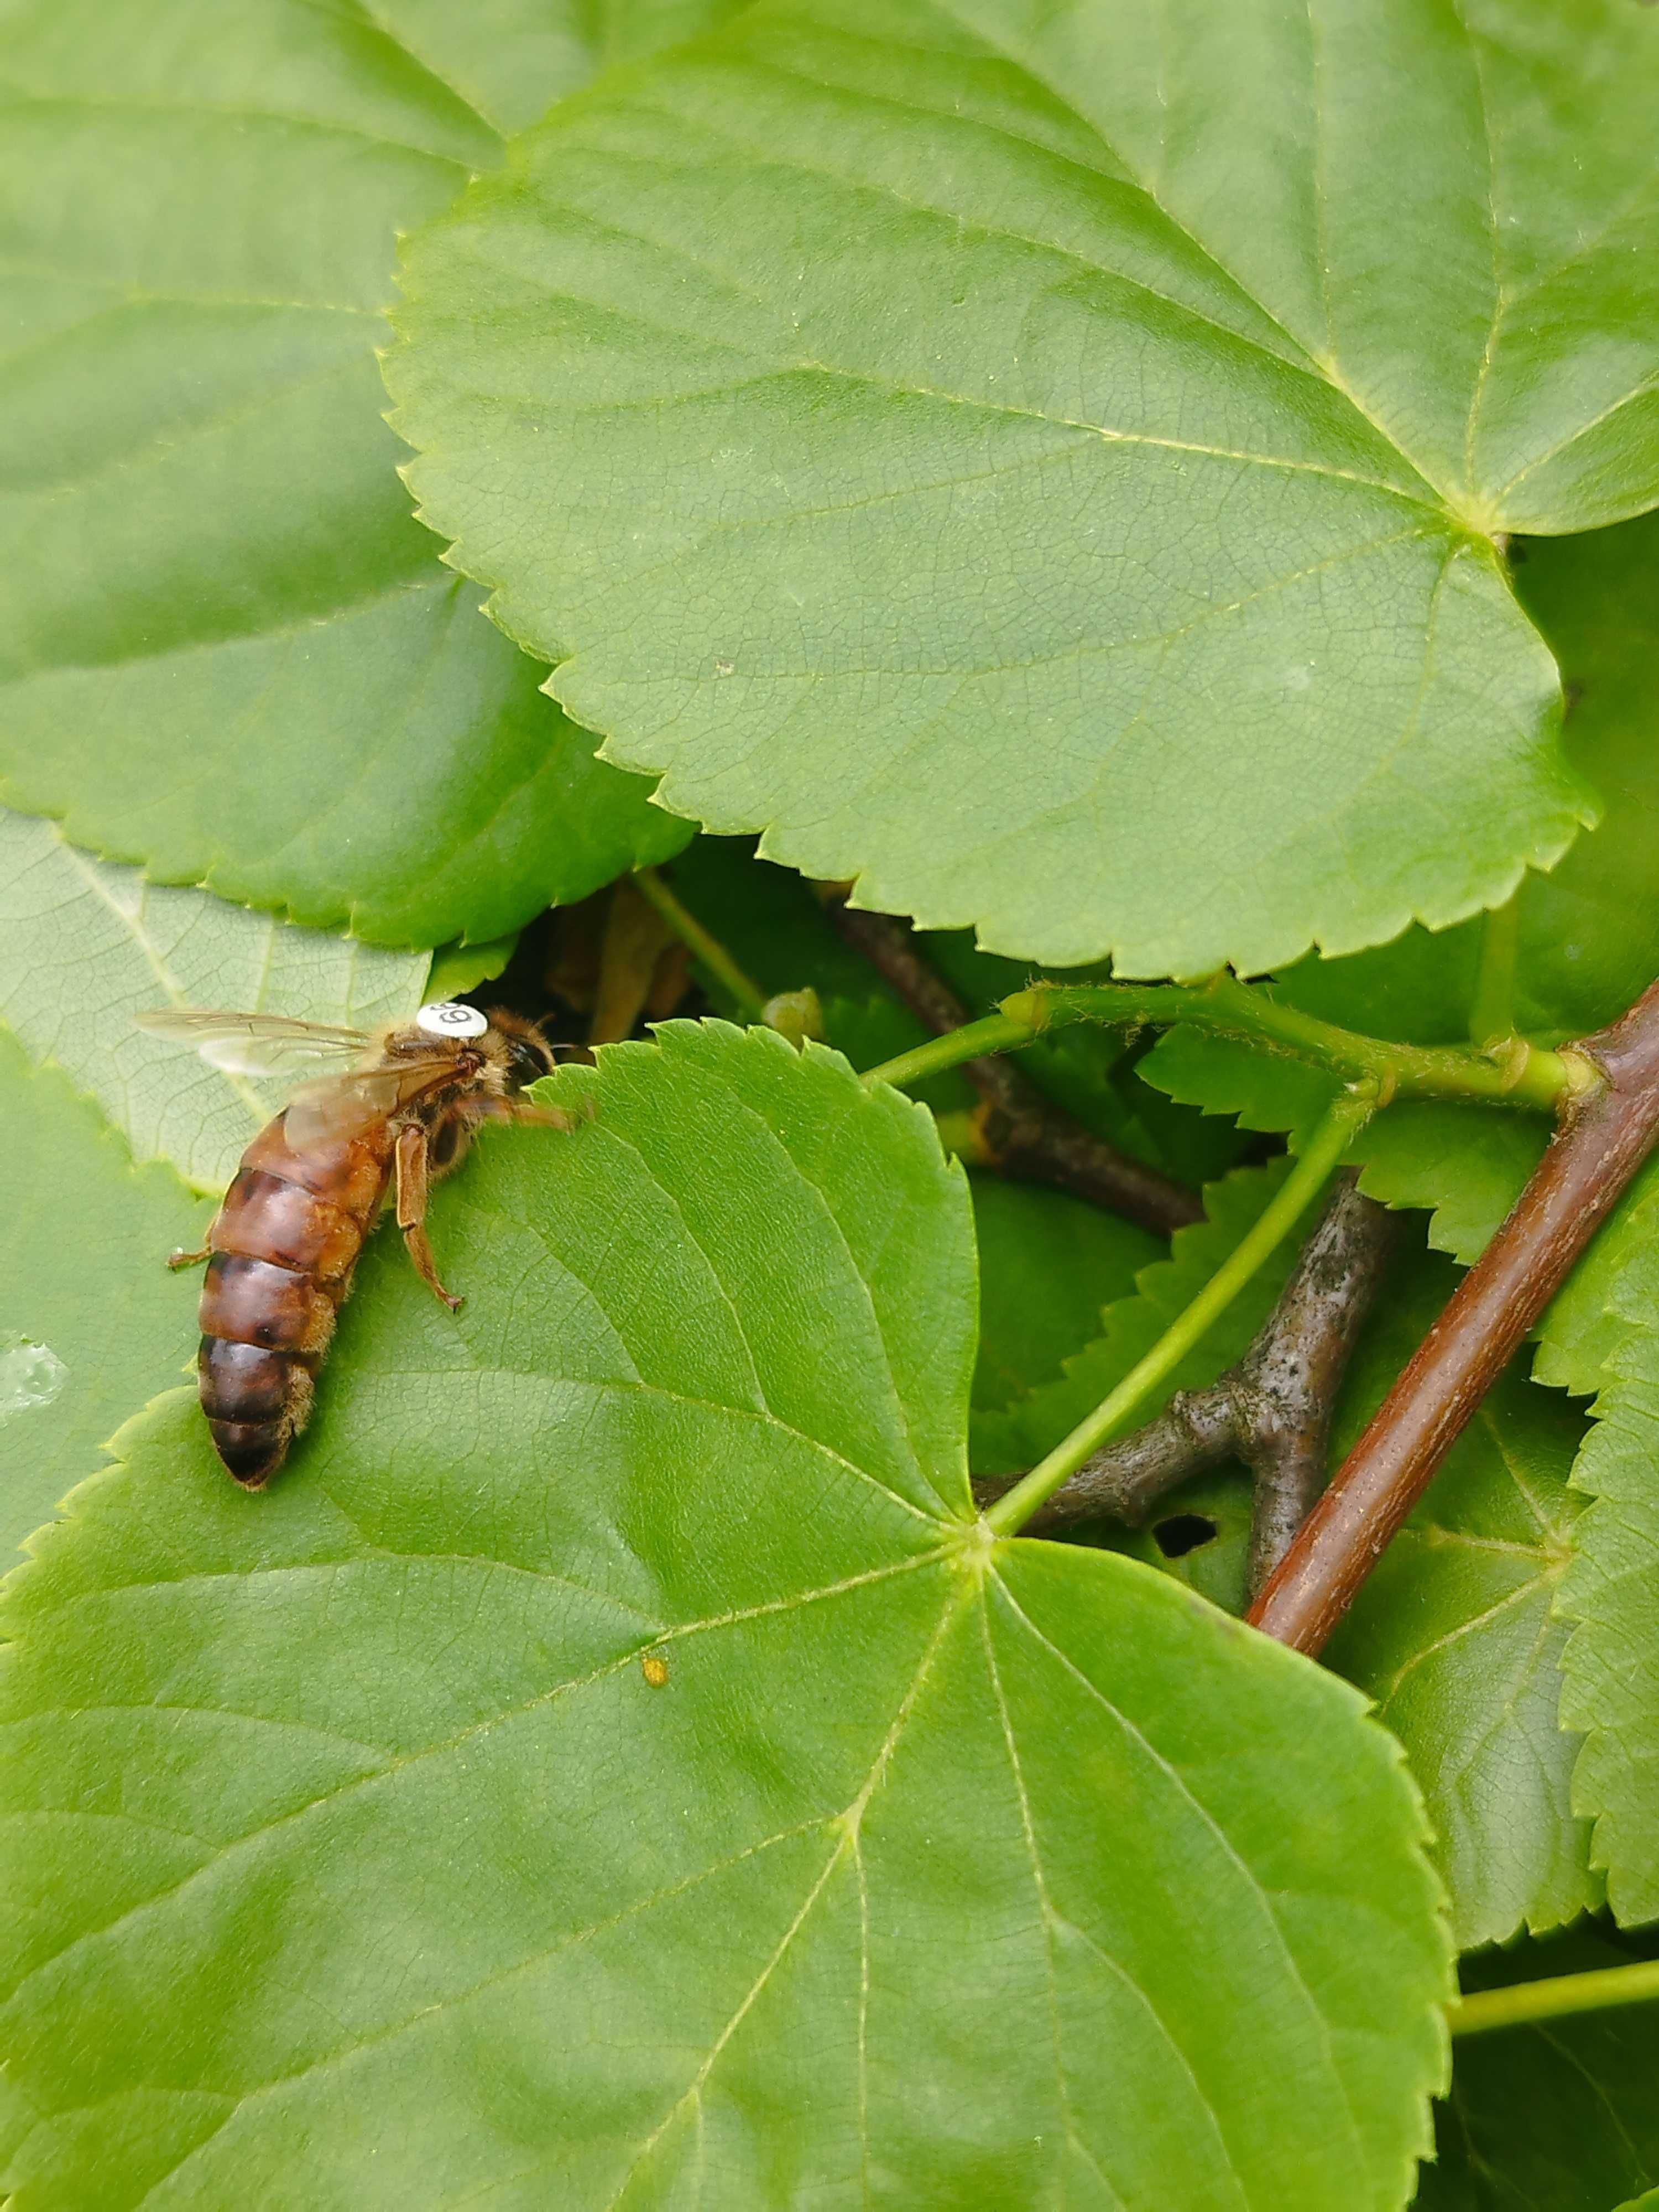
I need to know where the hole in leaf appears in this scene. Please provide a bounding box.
[1152,1513,1219,1559]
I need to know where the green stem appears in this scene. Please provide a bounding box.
[984,1093,1375,1536]
[861,975,1582,1113]
[1469,893,1523,1048]
[1011,978,1577,1112]
[861,1013,1037,1091]
[1449,1958,1659,2039]
[632,868,769,1022]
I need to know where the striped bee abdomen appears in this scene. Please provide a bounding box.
[196,1113,395,1488]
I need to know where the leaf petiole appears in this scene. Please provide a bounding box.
[983,1092,1376,1537]
[862,973,1588,1112]
[1449,1957,1659,2038]
[1468,892,1523,1049]
[631,867,770,1022]
[860,1011,1039,1089]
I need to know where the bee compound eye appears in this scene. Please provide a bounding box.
[416,1001,488,1040]
[507,1036,553,1087]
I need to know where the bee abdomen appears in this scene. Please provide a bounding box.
[196,1128,390,1487]
[200,1251,340,1353]
[198,1340,315,1490]
[211,1166,364,1281]
[195,1255,332,1489]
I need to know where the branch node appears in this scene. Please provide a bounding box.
[974,1173,1397,1587]
[998,986,1054,1036]
[1557,1045,1607,1101]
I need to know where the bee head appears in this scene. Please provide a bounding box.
[487,1009,556,1093]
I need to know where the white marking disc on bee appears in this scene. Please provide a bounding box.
[416,1001,488,1039]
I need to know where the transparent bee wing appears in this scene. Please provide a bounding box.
[283,1060,462,1147]
[135,1008,375,1078]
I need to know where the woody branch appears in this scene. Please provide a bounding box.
[1250,977,1659,1655]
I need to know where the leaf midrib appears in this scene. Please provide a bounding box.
[0,85,482,174]
[518,104,1441,510]
[585,1081,962,1519]
[19,1559,967,2211]
[919,0,1451,507]
[990,1569,1376,2193]
[0,1547,957,2025]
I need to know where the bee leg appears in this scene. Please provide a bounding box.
[394,1124,463,1314]
[495,1098,587,1131]
[166,1242,212,1270]
[465,1095,583,1134]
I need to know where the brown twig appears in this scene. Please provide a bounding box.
[1235,1177,1399,1589]
[974,1174,1396,1589]
[821,899,1202,1237]
[1250,978,1659,1656]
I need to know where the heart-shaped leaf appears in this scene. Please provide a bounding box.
[0,1024,1448,2206]
[0,806,427,1189]
[0,1031,202,1563]
[0,0,708,948]
[382,0,1659,971]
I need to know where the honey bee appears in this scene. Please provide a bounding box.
[138,1000,573,1489]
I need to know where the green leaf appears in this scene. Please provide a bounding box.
[0,0,702,950]
[1510,513,1659,1040]
[0,1030,204,1565]
[1533,1157,1659,1402]
[969,1176,1161,1422]
[664,838,1250,1184]
[974,1160,1299,1475]
[658,838,956,1097]
[424,930,521,1003]
[1414,1923,1659,2212]
[1039,1220,1599,1951]
[1326,1251,1599,1952]
[349,0,753,137]
[379,0,1659,973]
[1093,1467,1258,1619]
[1142,506,1659,1276]
[0,806,428,1190]
[0,1024,1449,2206]
[1558,1215,1659,1927]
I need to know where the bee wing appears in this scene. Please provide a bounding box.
[135,1008,376,1078]
[283,1059,463,1147]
